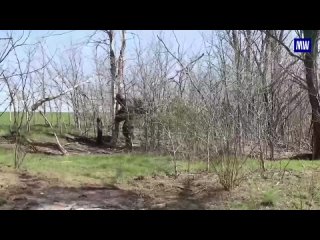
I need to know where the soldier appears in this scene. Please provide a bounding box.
[114,93,144,149]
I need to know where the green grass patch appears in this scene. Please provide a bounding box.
[0,112,74,127]
[0,112,74,137]
[0,112,77,143]
[0,146,217,187]
[0,150,189,186]
[220,158,320,172]
[260,189,280,207]
[269,160,320,171]
[2,143,320,188]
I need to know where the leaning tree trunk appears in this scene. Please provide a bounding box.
[303,30,320,159]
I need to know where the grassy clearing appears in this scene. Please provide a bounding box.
[0,112,77,145]
[0,148,176,186]
[226,161,320,210]
[1,145,320,186]
[0,112,74,126]
[242,158,320,172]
[0,112,74,137]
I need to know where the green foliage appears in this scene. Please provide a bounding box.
[159,99,205,161]
[260,189,279,206]
[212,155,248,190]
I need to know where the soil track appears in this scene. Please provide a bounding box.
[0,166,230,210]
[0,169,147,210]
[2,164,314,210]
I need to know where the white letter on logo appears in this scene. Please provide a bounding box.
[302,41,310,50]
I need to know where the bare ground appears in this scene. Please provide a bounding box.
[2,164,320,210]
[0,156,232,210]
[0,167,147,210]
[0,157,228,210]
[0,136,317,210]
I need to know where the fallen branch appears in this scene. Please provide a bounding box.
[39,111,68,155]
[31,80,91,111]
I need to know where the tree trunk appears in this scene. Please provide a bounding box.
[96,117,103,145]
[109,30,126,147]
[107,30,118,146]
[303,30,320,159]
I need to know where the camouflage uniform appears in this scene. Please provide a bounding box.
[115,94,144,149]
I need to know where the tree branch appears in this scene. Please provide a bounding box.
[31,80,91,111]
[262,30,304,62]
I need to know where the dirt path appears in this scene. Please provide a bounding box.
[0,141,230,210]
[2,167,308,210]
[0,169,147,210]
[126,173,230,209]
[0,167,231,210]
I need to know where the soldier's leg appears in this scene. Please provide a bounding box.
[123,120,133,150]
[111,110,125,147]
[111,120,120,147]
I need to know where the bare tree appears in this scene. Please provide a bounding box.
[266,30,320,159]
